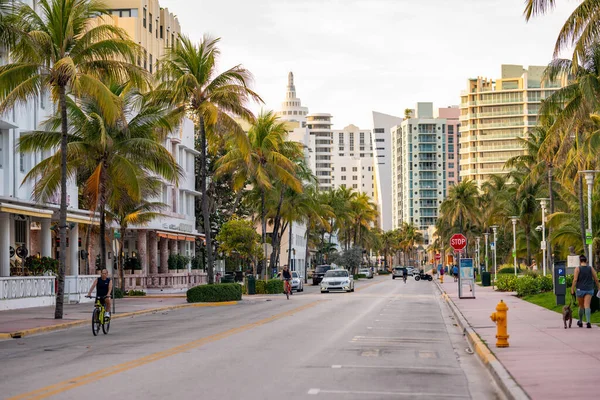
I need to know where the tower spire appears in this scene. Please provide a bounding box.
[287,71,296,97]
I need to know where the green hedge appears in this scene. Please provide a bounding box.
[354,274,366,280]
[495,275,518,292]
[250,279,285,294]
[538,275,553,292]
[113,287,125,299]
[378,270,390,275]
[127,289,146,296]
[516,276,539,297]
[187,283,242,302]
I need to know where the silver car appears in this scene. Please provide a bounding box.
[291,271,304,292]
[359,268,373,279]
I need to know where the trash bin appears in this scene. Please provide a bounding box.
[221,274,234,283]
[246,275,256,295]
[481,271,491,287]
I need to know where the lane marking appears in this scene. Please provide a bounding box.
[326,364,459,373]
[8,300,323,400]
[307,388,321,395]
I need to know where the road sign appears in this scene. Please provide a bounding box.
[114,230,121,239]
[586,230,593,245]
[435,254,441,261]
[450,234,467,251]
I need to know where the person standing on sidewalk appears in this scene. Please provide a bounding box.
[571,255,600,328]
[452,265,458,282]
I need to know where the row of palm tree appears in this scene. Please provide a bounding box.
[377,223,424,270]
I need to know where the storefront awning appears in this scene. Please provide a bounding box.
[0,203,53,219]
[66,213,100,225]
[156,231,200,242]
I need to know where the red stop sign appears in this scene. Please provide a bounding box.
[450,234,467,251]
[435,254,441,260]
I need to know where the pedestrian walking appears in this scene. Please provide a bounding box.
[452,265,458,282]
[571,255,600,328]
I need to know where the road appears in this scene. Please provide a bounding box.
[1,275,501,400]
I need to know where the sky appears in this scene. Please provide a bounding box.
[160,0,577,129]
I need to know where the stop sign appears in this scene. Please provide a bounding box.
[435,254,441,261]
[450,234,467,251]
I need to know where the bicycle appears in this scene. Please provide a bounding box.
[284,279,292,300]
[86,295,110,336]
[403,274,407,284]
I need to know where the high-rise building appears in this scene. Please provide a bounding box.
[459,65,564,185]
[331,125,375,197]
[372,112,403,231]
[276,72,309,126]
[438,107,460,187]
[391,103,447,232]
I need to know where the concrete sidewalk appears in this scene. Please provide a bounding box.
[436,278,600,399]
[0,296,235,339]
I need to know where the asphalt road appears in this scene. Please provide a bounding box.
[1,275,501,400]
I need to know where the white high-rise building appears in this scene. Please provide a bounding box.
[331,125,375,197]
[391,103,447,232]
[372,112,403,231]
[276,72,309,126]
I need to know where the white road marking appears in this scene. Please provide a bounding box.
[312,389,470,398]
[331,365,342,369]
[307,388,320,395]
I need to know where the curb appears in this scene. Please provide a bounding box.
[1,301,238,340]
[434,280,530,400]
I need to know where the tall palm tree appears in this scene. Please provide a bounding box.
[439,180,481,232]
[216,111,301,277]
[19,84,180,275]
[524,0,600,66]
[156,35,261,284]
[0,0,145,318]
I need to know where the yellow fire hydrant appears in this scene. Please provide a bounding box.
[490,300,509,348]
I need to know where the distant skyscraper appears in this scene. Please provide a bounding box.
[459,64,565,185]
[438,107,460,187]
[276,72,309,125]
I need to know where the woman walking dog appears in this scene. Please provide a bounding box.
[571,255,600,328]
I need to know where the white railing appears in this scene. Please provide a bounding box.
[0,276,56,300]
[65,275,98,304]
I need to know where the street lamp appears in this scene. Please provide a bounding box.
[578,171,599,267]
[484,232,490,273]
[537,198,550,276]
[476,236,481,274]
[510,216,518,276]
[491,226,499,282]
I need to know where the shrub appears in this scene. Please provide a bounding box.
[191,255,204,270]
[124,256,141,272]
[127,289,146,296]
[516,276,539,297]
[498,267,516,274]
[379,270,390,275]
[113,287,125,299]
[354,274,366,280]
[538,275,553,292]
[566,274,574,288]
[495,275,518,292]
[168,254,178,270]
[186,283,242,302]
[523,269,539,278]
[266,279,284,294]
[255,279,266,294]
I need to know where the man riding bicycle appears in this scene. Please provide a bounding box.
[87,269,113,317]
[402,267,408,283]
[282,265,292,295]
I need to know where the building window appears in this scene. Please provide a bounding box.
[360,153,365,157]
[341,176,346,181]
[353,184,358,189]
[143,8,146,28]
[160,25,164,39]
[448,153,455,160]
[352,167,357,172]
[149,54,153,73]
[171,33,175,48]
[19,151,25,172]
[341,167,346,172]
[149,13,153,32]
[0,133,3,168]
[374,128,384,133]
[353,176,358,180]
[375,138,385,142]
[449,172,455,178]
[449,163,454,168]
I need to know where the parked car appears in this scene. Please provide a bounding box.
[312,265,332,285]
[320,269,354,293]
[291,271,304,292]
[406,267,417,276]
[359,268,373,279]
[392,266,407,279]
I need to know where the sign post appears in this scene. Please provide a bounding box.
[450,234,475,299]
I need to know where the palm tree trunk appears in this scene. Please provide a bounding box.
[525,226,531,267]
[304,226,310,283]
[119,230,125,291]
[199,118,214,284]
[287,221,293,269]
[579,174,588,259]
[547,164,554,267]
[260,189,267,278]
[84,223,92,274]
[55,85,68,319]
[269,191,285,270]
[99,162,108,272]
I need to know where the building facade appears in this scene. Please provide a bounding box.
[391,103,447,232]
[372,112,403,231]
[459,64,564,185]
[438,107,460,187]
[331,125,375,197]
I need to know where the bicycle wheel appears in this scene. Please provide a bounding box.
[285,284,289,300]
[102,317,110,334]
[92,309,101,336]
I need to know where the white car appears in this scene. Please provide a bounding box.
[359,268,373,279]
[320,269,354,293]
[291,271,304,292]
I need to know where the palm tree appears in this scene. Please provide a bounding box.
[106,177,166,291]
[19,84,180,276]
[217,111,301,277]
[524,0,600,66]
[0,0,145,318]
[439,180,481,232]
[156,35,261,284]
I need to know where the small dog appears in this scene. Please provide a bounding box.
[563,303,573,329]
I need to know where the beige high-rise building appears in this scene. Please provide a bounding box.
[459,65,565,185]
[101,0,181,74]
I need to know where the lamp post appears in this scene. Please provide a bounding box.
[510,217,518,276]
[484,232,489,273]
[579,171,599,267]
[537,198,550,276]
[491,226,498,282]
[476,236,481,274]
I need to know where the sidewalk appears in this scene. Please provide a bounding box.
[0,296,234,339]
[436,278,600,399]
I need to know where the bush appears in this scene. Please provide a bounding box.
[255,279,266,294]
[266,279,284,294]
[498,267,517,274]
[523,269,539,278]
[538,275,553,292]
[191,255,204,270]
[566,274,574,288]
[113,287,125,299]
[186,283,242,302]
[354,274,366,280]
[379,270,390,275]
[516,276,539,297]
[124,256,141,272]
[127,289,146,296]
[495,275,518,292]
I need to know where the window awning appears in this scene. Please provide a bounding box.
[0,119,18,129]
[66,213,100,225]
[156,231,200,242]
[0,203,53,219]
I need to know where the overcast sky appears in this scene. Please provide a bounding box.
[160,0,577,129]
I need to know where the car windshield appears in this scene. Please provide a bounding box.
[359,269,369,273]
[325,270,348,278]
[316,266,330,273]
[292,272,299,278]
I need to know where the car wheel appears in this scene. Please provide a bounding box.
[321,290,327,294]
[415,275,421,281]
